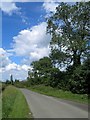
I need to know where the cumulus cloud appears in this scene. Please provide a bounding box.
[0,48,32,81]
[43,0,59,13]
[5,63,32,71]
[0,48,11,68]
[1,69,29,81]
[0,1,20,15]
[12,22,51,61]
[0,62,32,81]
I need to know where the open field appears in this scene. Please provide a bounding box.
[2,85,32,118]
[28,85,88,104]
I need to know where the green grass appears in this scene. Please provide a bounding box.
[0,82,2,119]
[0,94,2,120]
[28,85,88,104]
[2,85,33,118]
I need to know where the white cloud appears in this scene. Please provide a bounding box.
[0,1,20,15]
[21,64,32,71]
[0,62,32,81]
[0,48,32,81]
[30,47,50,60]
[0,48,11,68]
[5,63,18,71]
[43,1,59,13]
[0,22,51,81]
[0,1,29,25]
[1,69,29,81]
[12,22,51,61]
[5,63,32,71]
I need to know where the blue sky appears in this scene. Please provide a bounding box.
[0,1,59,81]
[2,2,45,50]
[0,1,76,81]
[2,2,46,65]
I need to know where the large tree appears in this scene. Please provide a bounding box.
[29,57,53,84]
[47,2,90,68]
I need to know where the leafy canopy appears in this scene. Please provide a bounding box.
[47,2,90,67]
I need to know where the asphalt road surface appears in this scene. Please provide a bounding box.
[20,88,88,118]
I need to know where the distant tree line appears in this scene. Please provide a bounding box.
[5,75,19,85]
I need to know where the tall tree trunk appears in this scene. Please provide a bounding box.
[73,51,81,67]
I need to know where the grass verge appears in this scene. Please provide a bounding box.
[28,85,88,104]
[0,94,2,120]
[2,85,32,118]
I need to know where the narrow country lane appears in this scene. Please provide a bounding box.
[20,88,88,118]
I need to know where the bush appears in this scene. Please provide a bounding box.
[1,83,7,92]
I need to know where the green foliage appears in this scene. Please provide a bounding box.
[46,2,89,94]
[5,80,11,85]
[2,83,7,91]
[28,57,53,85]
[15,79,19,83]
[27,58,89,94]
[49,68,59,87]
[0,82,8,92]
[47,2,89,67]
[14,80,30,88]
[26,2,89,95]
[28,85,88,104]
[69,59,90,94]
